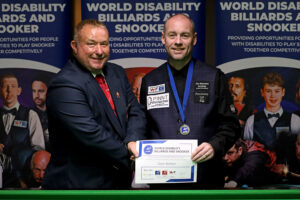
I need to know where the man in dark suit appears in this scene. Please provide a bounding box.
[140,14,240,189]
[42,19,146,189]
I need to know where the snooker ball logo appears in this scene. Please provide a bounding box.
[144,145,153,154]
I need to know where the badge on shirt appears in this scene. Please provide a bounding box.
[276,126,289,134]
[147,93,169,110]
[13,120,28,128]
[148,84,165,94]
[230,104,237,114]
[194,81,209,104]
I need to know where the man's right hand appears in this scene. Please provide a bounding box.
[127,141,138,161]
[191,142,215,163]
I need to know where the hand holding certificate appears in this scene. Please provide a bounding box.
[135,140,198,184]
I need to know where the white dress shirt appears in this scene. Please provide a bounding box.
[2,102,45,150]
[244,107,300,140]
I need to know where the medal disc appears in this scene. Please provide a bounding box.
[179,124,190,135]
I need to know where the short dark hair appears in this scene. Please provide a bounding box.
[261,72,285,89]
[73,19,107,42]
[229,76,251,104]
[233,138,247,153]
[229,76,246,90]
[0,73,19,87]
[32,76,50,87]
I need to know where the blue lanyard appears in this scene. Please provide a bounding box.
[167,61,194,123]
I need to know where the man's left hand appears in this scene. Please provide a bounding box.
[191,142,214,163]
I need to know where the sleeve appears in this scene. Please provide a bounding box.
[243,115,254,140]
[28,110,45,150]
[291,113,300,134]
[140,78,147,109]
[208,70,241,156]
[140,77,152,139]
[121,69,147,143]
[47,79,130,169]
[230,151,267,185]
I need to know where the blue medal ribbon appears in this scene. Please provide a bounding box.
[167,61,194,123]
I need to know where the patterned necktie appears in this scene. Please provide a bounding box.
[95,75,117,117]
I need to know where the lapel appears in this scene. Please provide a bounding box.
[104,67,126,129]
[85,67,124,138]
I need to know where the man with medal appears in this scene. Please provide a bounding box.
[139,14,240,189]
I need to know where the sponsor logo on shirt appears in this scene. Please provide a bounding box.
[13,120,27,128]
[147,93,169,110]
[148,84,165,94]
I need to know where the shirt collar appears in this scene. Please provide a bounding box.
[169,59,192,78]
[264,107,283,117]
[92,70,104,78]
[3,102,20,111]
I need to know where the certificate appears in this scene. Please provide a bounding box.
[135,139,198,184]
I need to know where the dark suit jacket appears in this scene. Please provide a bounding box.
[42,58,146,189]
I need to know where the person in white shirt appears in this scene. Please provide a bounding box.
[243,72,300,150]
[0,73,45,188]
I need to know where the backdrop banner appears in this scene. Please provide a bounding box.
[81,0,205,84]
[0,0,71,189]
[216,0,300,108]
[0,0,71,106]
[216,0,300,188]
